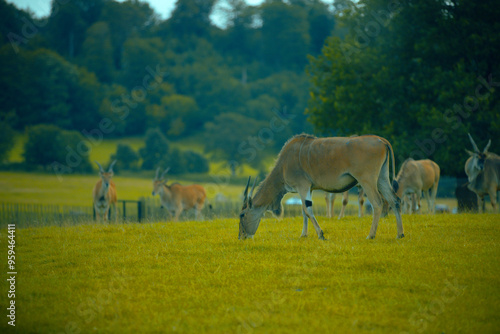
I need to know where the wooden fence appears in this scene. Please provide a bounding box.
[0,196,365,228]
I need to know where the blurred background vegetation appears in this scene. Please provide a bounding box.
[0,0,498,178]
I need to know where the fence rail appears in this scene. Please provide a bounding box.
[0,196,366,228]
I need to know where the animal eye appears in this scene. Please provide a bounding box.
[239,213,245,218]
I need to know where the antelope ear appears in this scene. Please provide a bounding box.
[465,149,475,156]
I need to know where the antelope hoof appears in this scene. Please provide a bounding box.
[318,231,326,240]
[300,234,308,238]
[366,235,375,240]
[397,234,405,239]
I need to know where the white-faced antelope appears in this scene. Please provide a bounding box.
[152,168,209,221]
[93,160,117,222]
[239,134,404,240]
[395,158,440,214]
[465,134,500,212]
[325,185,365,219]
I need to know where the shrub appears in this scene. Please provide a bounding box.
[139,128,169,170]
[23,124,92,172]
[183,150,209,173]
[111,144,139,172]
[0,121,15,163]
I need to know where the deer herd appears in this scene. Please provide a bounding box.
[92,133,498,241]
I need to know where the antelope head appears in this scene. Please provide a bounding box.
[465,133,491,181]
[95,160,116,190]
[152,167,170,196]
[238,176,260,240]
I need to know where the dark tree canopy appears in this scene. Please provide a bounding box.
[307,0,500,177]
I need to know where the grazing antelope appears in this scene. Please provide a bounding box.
[239,134,404,240]
[152,168,209,221]
[325,185,365,219]
[465,134,500,212]
[93,160,117,222]
[401,193,418,214]
[395,159,440,214]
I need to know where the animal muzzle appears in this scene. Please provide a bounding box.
[238,233,254,240]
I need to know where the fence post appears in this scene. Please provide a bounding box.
[122,201,126,221]
[138,197,145,222]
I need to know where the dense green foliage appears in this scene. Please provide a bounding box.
[0,0,332,170]
[308,0,500,176]
[23,124,92,172]
[139,127,209,174]
[110,143,140,171]
[2,0,498,177]
[0,121,15,163]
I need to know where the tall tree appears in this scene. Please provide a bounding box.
[307,0,500,176]
[169,0,216,37]
[100,0,157,70]
[261,1,310,69]
[81,21,114,83]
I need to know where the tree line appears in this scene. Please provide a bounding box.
[1,0,498,177]
[0,0,335,173]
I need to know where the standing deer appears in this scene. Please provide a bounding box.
[465,134,500,212]
[238,134,404,240]
[93,160,117,222]
[152,168,209,221]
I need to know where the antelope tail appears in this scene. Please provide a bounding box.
[387,143,399,193]
[381,139,398,193]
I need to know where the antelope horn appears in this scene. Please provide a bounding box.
[243,176,251,200]
[108,160,117,173]
[468,133,480,153]
[161,167,171,179]
[249,177,258,199]
[155,167,161,180]
[483,139,491,154]
[95,161,104,173]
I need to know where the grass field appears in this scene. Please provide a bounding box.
[0,171,248,206]
[0,214,498,333]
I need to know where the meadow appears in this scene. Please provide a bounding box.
[0,214,498,333]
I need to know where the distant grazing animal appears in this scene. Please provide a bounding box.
[394,159,440,214]
[465,134,500,213]
[238,134,404,240]
[325,185,365,219]
[401,193,418,214]
[93,160,117,222]
[152,168,209,221]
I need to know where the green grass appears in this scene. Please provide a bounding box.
[0,214,498,333]
[8,133,27,163]
[0,171,249,206]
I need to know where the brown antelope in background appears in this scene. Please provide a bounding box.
[465,134,500,212]
[152,168,209,221]
[325,185,365,219]
[239,134,404,240]
[93,160,117,222]
[395,158,440,214]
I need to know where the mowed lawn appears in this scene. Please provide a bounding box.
[0,171,247,206]
[1,214,499,333]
